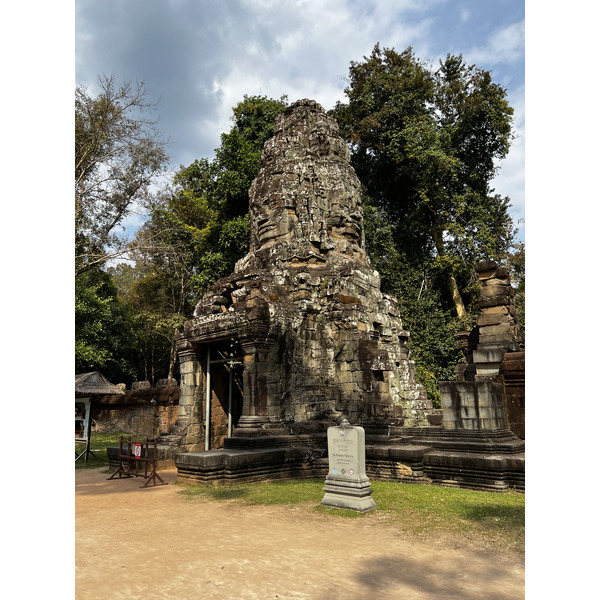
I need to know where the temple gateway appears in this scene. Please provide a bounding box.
[168,99,524,491]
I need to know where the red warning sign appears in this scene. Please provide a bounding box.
[134,442,142,460]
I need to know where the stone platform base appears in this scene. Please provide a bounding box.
[399,427,525,492]
[322,478,376,512]
[175,446,328,484]
[172,428,525,492]
[424,451,525,492]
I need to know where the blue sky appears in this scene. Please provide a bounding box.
[75,0,525,240]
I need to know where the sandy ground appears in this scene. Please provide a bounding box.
[75,468,524,600]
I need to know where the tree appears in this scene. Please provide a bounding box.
[75,267,139,385]
[137,94,288,297]
[75,75,169,276]
[126,95,288,378]
[506,242,525,342]
[333,45,516,319]
[109,262,185,383]
[332,44,518,399]
[362,199,462,407]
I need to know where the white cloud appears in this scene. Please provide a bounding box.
[76,0,524,240]
[467,20,525,66]
[491,81,525,240]
[206,0,443,140]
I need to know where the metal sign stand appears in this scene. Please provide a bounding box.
[75,400,98,463]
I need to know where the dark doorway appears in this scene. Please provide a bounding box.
[205,338,244,449]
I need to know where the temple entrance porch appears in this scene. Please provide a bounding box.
[197,337,244,451]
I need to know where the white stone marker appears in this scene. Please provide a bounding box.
[321,419,376,512]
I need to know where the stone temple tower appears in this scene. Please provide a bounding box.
[174,99,431,453]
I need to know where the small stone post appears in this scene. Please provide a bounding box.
[321,419,376,512]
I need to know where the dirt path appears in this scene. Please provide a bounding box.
[76,468,524,600]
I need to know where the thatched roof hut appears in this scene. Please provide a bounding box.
[75,372,125,397]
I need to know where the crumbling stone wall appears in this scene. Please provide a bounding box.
[93,382,180,438]
[177,100,431,450]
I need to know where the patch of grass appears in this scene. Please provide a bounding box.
[176,478,322,505]
[177,478,524,556]
[75,431,134,470]
[370,481,525,554]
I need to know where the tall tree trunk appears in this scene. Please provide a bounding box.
[168,330,177,380]
[151,341,155,386]
[432,226,467,319]
[448,270,467,319]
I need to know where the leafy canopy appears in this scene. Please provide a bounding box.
[75,75,169,276]
[137,94,288,300]
[332,44,518,401]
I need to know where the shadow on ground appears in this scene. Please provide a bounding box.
[317,553,522,600]
[75,468,178,496]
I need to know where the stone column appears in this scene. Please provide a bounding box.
[439,260,523,434]
[177,348,200,423]
[234,341,272,435]
[472,260,522,380]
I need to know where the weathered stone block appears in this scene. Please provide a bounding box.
[472,348,507,364]
[439,380,508,432]
[479,295,513,309]
[478,323,515,336]
[476,312,513,327]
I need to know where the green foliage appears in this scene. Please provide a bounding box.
[333,44,515,277]
[75,75,169,276]
[108,261,188,383]
[75,268,138,384]
[506,242,525,341]
[362,199,463,405]
[333,44,519,393]
[75,75,173,384]
[138,95,287,303]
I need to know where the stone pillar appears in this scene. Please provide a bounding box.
[472,260,521,380]
[439,260,523,434]
[177,348,200,423]
[234,341,272,435]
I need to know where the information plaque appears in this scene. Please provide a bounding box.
[321,419,375,512]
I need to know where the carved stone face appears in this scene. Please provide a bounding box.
[246,100,367,264]
[253,200,296,250]
[328,207,363,246]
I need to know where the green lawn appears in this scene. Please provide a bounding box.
[75,431,136,470]
[177,478,525,556]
